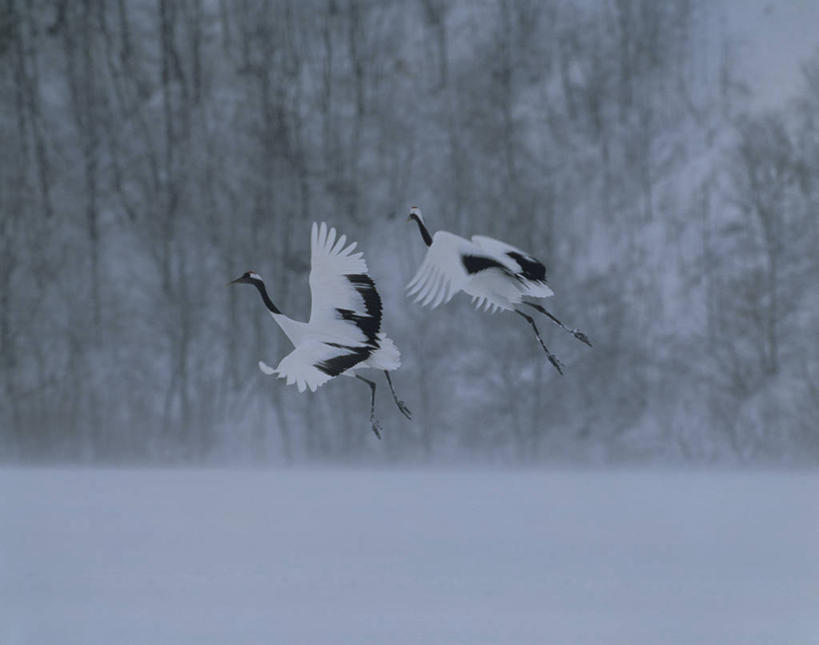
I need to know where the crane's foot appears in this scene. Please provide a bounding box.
[370,417,383,439]
[547,353,565,376]
[396,400,412,420]
[572,329,593,347]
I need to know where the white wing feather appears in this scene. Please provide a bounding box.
[308,222,373,343]
[470,235,530,259]
[406,231,477,309]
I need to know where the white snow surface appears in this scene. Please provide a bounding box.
[1,469,818,644]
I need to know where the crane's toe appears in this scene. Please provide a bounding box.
[397,401,412,420]
[370,417,383,439]
[573,329,592,347]
[548,354,565,376]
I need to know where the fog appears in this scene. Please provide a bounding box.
[3,2,819,641]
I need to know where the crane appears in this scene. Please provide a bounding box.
[406,206,591,374]
[230,222,411,438]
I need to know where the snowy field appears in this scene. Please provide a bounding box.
[1,469,818,645]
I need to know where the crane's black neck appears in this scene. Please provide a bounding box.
[411,214,432,247]
[251,279,281,314]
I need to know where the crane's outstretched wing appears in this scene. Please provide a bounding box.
[471,235,554,298]
[263,340,371,393]
[407,231,518,308]
[406,232,471,308]
[308,222,382,348]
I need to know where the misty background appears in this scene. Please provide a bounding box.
[2,0,819,465]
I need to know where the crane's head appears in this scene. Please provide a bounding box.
[407,205,424,225]
[228,271,281,314]
[228,271,262,286]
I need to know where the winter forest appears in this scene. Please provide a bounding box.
[2,0,819,465]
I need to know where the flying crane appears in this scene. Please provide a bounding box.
[406,206,591,374]
[230,222,411,438]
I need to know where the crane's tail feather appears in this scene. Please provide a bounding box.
[366,333,401,371]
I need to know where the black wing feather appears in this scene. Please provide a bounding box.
[506,251,546,282]
[335,273,382,348]
[315,343,372,377]
[461,254,517,277]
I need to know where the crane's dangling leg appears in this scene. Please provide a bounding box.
[515,310,564,375]
[523,302,592,347]
[355,375,382,439]
[384,371,412,420]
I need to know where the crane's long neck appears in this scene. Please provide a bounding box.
[251,278,304,345]
[251,279,281,314]
[412,216,433,247]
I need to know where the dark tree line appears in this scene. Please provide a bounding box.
[1,0,817,464]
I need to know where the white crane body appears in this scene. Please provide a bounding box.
[408,230,554,313]
[256,222,400,392]
[406,206,590,375]
[231,222,409,437]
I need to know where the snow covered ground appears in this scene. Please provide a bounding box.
[1,469,818,644]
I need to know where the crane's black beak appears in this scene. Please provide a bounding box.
[228,276,245,286]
